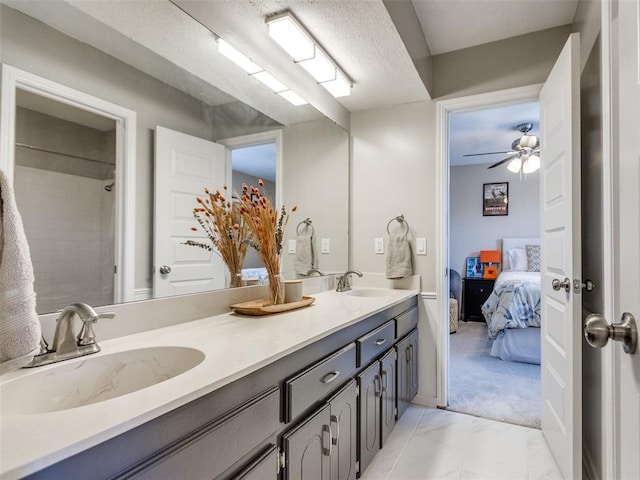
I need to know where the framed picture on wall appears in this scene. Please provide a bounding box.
[465,257,483,278]
[483,182,509,216]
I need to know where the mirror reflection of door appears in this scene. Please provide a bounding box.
[230,142,276,277]
[13,89,117,313]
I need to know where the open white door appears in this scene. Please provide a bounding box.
[154,126,227,298]
[614,0,640,476]
[539,33,581,479]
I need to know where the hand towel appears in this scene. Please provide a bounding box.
[295,233,315,275]
[386,233,413,279]
[0,169,41,371]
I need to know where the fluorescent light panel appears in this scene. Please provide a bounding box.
[267,16,314,61]
[266,12,351,98]
[279,90,308,106]
[217,39,262,74]
[217,38,307,106]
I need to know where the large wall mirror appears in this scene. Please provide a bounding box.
[0,2,349,314]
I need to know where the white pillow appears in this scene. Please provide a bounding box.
[507,248,528,271]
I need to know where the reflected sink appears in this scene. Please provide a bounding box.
[347,289,390,298]
[1,346,205,415]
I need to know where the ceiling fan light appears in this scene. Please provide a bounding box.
[520,135,538,149]
[507,157,522,173]
[523,155,541,173]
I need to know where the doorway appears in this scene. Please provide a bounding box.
[446,101,542,428]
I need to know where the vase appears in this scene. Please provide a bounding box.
[226,268,243,288]
[267,272,285,305]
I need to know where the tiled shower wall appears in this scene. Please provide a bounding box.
[15,166,115,313]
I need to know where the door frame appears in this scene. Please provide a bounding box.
[0,64,137,303]
[435,83,542,408]
[217,129,283,208]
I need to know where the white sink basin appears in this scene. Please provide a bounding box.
[1,346,204,415]
[347,289,390,298]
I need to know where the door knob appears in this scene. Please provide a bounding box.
[552,277,571,293]
[159,265,172,275]
[584,312,637,354]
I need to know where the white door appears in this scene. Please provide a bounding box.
[615,0,640,476]
[539,33,581,479]
[154,126,227,298]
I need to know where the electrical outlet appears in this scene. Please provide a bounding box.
[288,239,296,254]
[375,237,384,254]
[321,238,330,254]
[416,237,427,255]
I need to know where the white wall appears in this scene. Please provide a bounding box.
[282,118,350,278]
[351,100,439,405]
[449,163,540,277]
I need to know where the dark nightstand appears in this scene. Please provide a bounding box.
[462,277,495,322]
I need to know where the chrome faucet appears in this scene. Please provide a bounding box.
[336,270,363,292]
[25,303,114,368]
[306,268,325,277]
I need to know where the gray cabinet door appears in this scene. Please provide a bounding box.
[396,329,418,419]
[357,361,381,475]
[380,348,397,446]
[328,380,357,480]
[282,404,331,480]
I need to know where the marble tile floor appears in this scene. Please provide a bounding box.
[360,405,563,480]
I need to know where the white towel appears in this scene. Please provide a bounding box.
[295,233,315,275]
[0,169,41,370]
[386,234,413,279]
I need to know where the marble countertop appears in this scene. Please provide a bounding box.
[0,287,418,480]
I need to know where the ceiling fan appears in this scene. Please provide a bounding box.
[463,122,541,174]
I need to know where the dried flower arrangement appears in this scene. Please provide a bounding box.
[238,179,296,304]
[184,185,248,288]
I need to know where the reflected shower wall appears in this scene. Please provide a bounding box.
[13,104,116,313]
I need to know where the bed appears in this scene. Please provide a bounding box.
[481,237,541,364]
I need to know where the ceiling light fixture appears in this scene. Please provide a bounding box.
[266,11,352,98]
[216,38,308,106]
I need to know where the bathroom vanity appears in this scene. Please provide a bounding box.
[0,287,419,480]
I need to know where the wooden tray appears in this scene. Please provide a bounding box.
[230,296,315,316]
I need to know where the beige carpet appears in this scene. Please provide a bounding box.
[448,321,541,428]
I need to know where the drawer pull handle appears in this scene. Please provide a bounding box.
[322,424,332,456]
[321,371,340,384]
[374,374,383,397]
[374,338,387,346]
[330,414,340,445]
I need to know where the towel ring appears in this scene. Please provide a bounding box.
[296,218,314,236]
[386,214,409,236]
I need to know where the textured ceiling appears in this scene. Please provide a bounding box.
[449,101,540,167]
[412,0,579,55]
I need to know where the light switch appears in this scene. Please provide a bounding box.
[416,237,427,255]
[288,239,296,254]
[321,238,330,254]
[375,237,384,254]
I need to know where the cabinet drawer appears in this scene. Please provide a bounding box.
[123,387,280,480]
[395,307,418,339]
[357,320,395,367]
[285,343,356,422]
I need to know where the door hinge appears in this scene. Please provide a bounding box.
[114,265,117,274]
[395,407,398,417]
[356,385,360,397]
[277,448,286,474]
[356,460,360,474]
[395,350,398,361]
